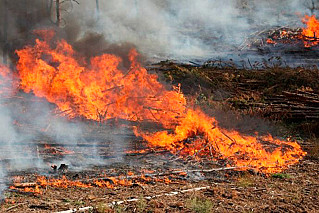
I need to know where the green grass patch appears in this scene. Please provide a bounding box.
[186,196,214,213]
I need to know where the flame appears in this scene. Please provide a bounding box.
[11,30,306,174]
[302,15,319,47]
[266,39,276,44]
[0,64,18,97]
[10,185,42,194]
[42,144,75,155]
[9,170,182,194]
[135,109,306,173]
[37,176,92,188]
[15,31,186,125]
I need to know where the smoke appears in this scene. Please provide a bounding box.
[61,0,314,62]
[0,0,316,63]
[0,65,19,196]
[0,164,5,199]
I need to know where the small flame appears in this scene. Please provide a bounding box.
[266,39,276,44]
[37,176,92,188]
[302,15,319,47]
[42,144,75,155]
[0,64,18,97]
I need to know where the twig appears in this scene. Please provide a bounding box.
[12,182,37,188]
[55,206,93,213]
[187,166,242,173]
[55,186,210,212]
[108,186,210,207]
[6,202,28,212]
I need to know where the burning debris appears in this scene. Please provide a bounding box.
[8,169,189,195]
[245,15,319,49]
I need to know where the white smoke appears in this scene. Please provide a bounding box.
[0,164,5,199]
[64,0,314,61]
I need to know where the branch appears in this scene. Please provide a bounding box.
[55,186,211,213]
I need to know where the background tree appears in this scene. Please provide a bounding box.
[304,0,319,14]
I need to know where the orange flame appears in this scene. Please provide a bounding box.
[0,64,18,97]
[135,109,306,173]
[15,32,186,125]
[43,144,75,155]
[266,39,276,44]
[302,15,319,47]
[37,176,92,188]
[9,171,180,194]
[13,30,306,174]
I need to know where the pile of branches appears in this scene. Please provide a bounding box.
[239,26,319,50]
[264,90,319,121]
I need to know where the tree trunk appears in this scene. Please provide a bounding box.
[96,0,99,13]
[3,0,8,64]
[47,0,53,16]
[56,0,60,26]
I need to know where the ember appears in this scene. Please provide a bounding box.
[42,144,74,156]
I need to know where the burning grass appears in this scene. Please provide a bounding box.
[1,30,305,174]
[1,160,318,212]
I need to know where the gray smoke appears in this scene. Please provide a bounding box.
[0,0,316,63]
[0,164,5,199]
[64,0,314,62]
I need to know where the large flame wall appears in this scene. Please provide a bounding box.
[0,31,305,174]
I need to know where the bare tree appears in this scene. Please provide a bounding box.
[56,0,60,26]
[96,0,99,14]
[304,0,319,15]
[2,0,8,64]
[52,0,79,27]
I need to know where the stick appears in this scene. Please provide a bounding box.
[78,167,239,184]
[6,202,28,212]
[55,186,211,213]
[188,166,242,173]
[55,206,93,213]
[108,186,210,206]
[13,182,37,188]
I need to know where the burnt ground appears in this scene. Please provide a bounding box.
[1,64,319,212]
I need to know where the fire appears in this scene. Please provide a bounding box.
[265,15,319,47]
[135,109,306,173]
[302,15,319,47]
[0,64,17,97]
[266,39,276,44]
[9,171,180,195]
[37,176,92,188]
[9,185,42,194]
[5,30,304,174]
[15,30,186,126]
[42,144,75,155]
